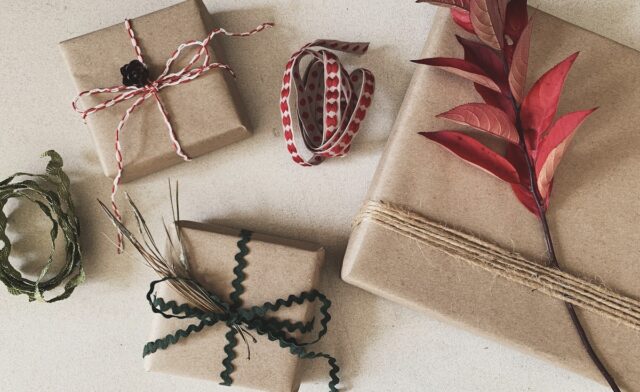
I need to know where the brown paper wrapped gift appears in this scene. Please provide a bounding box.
[144,221,325,392]
[342,8,640,390]
[59,0,250,182]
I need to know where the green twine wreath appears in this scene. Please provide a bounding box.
[0,151,84,302]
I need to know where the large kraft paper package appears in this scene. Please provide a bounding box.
[144,221,325,392]
[342,8,640,389]
[59,0,250,182]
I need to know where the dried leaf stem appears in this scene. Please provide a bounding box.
[98,184,256,352]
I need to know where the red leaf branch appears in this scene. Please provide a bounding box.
[415,1,619,390]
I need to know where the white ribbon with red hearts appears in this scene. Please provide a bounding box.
[280,40,375,166]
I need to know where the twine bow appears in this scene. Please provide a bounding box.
[142,230,340,391]
[73,19,273,252]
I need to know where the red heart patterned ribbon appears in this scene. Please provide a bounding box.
[73,19,273,252]
[280,40,375,166]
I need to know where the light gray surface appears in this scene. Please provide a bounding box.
[0,1,637,391]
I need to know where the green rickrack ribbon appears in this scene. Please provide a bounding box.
[142,230,340,391]
[0,150,84,302]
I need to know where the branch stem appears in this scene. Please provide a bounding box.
[502,53,620,391]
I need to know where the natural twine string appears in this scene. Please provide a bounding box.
[354,201,640,332]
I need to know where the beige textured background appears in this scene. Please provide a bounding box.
[0,1,638,391]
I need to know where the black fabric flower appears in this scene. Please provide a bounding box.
[120,60,150,88]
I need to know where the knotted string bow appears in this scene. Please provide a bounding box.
[280,40,375,166]
[73,19,273,252]
[142,230,340,391]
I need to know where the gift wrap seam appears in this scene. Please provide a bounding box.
[354,201,640,332]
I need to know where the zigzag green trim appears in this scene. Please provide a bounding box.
[250,316,341,392]
[240,290,331,345]
[146,277,206,319]
[239,290,340,390]
[0,151,83,302]
[219,229,252,386]
[264,316,315,334]
[143,317,214,357]
[142,281,220,358]
[309,291,332,345]
[219,328,238,386]
[229,229,251,307]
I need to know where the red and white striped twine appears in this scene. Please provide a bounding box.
[73,19,273,252]
[280,40,375,166]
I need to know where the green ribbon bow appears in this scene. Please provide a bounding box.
[142,230,340,391]
[0,150,83,302]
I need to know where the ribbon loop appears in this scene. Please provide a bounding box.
[73,20,273,252]
[281,40,375,166]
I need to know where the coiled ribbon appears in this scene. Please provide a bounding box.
[142,230,340,391]
[280,40,375,166]
[0,151,84,302]
[73,19,273,252]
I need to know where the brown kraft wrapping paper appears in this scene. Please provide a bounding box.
[59,0,250,182]
[144,221,325,392]
[342,8,640,390]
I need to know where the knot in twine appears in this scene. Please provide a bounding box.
[142,230,340,391]
[72,19,273,252]
[280,40,375,166]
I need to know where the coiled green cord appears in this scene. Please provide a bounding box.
[0,151,84,302]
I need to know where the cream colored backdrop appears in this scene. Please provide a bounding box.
[0,1,638,391]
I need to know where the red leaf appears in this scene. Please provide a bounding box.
[451,9,475,34]
[474,84,516,122]
[417,0,469,9]
[506,144,539,215]
[498,0,509,22]
[506,144,530,186]
[504,43,515,66]
[420,131,520,183]
[508,19,533,104]
[412,57,501,92]
[520,52,579,136]
[437,103,519,143]
[537,108,597,148]
[505,0,528,43]
[470,0,504,50]
[456,35,506,86]
[512,183,539,215]
[535,108,597,198]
